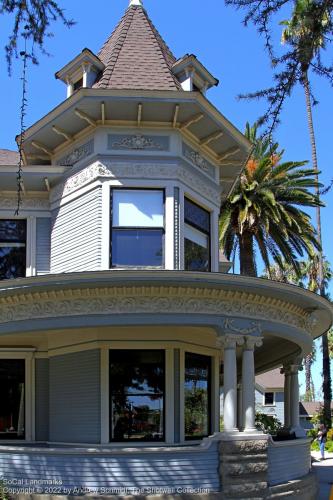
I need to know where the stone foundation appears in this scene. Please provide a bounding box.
[219,437,269,499]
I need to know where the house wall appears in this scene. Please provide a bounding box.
[50,186,102,273]
[36,218,51,275]
[255,389,285,426]
[49,349,101,443]
[35,358,49,441]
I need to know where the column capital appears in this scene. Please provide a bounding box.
[281,359,303,375]
[243,336,263,350]
[217,334,244,349]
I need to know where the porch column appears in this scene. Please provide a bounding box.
[222,335,241,433]
[242,336,263,433]
[281,365,291,428]
[289,362,306,437]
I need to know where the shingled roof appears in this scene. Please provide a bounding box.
[94,4,181,91]
[0,149,19,165]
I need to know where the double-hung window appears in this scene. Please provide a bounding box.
[184,198,210,272]
[111,189,164,268]
[0,220,26,280]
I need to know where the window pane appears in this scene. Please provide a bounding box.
[110,350,165,442]
[112,229,163,267]
[0,220,26,243]
[184,238,209,272]
[184,198,210,233]
[0,247,26,280]
[185,353,211,439]
[113,190,164,227]
[264,392,274,405]
[0,360,25,440]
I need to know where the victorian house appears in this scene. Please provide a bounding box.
[0,1,331,498]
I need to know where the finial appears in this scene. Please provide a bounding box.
[129,0,143,6]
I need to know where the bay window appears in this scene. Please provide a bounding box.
[110,189,164,268]
[0,219,26,280]
[184,198,210,272]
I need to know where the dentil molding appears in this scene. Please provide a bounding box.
[0,284,309,333]
[0,197,50,210]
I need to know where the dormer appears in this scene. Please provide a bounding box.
[172,54,218,94]
[55,48,105,98]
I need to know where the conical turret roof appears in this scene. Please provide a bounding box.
[94,5,181,91]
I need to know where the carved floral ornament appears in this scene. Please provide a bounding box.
[51,161,221,205]
[0,284,310,333]
[111,135,163,150]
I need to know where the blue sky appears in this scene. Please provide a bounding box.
[0,0,332,394]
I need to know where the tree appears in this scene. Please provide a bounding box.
[219,123,322,277]
[0,0,74,72]
[281,0,332,428]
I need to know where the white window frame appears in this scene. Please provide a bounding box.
[263,391,275,406]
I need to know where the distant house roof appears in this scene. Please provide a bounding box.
[0,149,18,165]
[255,368,284,390]
[94,4,181,91]
[299,401,333,417]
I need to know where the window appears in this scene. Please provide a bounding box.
[109,350,165,442]
[73,77,83,91]
[111,189,164,268]
[0,220,26,280]
[185,352,211,439]
[184,198,210,272]
[0,360,25,439]
[264,392,274,405]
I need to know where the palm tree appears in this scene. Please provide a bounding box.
[220,123,323,277]
[281,0,332,426]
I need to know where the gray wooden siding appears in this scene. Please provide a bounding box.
[49,350,101,443]
[0,443,219,493]
[35,359,49,441]
[51,187,102,273]
[255,389,285,426]
[36,218,51,275]
[268,439,311,485]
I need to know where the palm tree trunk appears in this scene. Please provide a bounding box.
[239,231,257,277]
[304,353,313,401]
[303,71,332,427]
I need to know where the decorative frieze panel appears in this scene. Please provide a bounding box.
[57,139,94,166]
[108,134,169,151]
[51,161,222,206]
[0,282,309,333]
[0,197,50,210]
[182,143,215,179]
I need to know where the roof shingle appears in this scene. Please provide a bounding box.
[0,149,19,165]
[94,5,181,91]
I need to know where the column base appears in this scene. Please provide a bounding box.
[242,427,262,434]
[222,428,240,435]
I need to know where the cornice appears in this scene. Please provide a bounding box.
[50,160,221,205]
[0,197,50,210]
[0,282,309,333]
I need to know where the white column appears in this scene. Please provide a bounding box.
[289,362,306,437]
[242,336,263,433]
[221,336,240,433]
[237,383,243,430]
[281,366,291,428]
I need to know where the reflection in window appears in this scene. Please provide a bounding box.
[0,220,26,280]
[0,360,25,439]
[184,198,210,272]
[109,350,165,442]
[111,190,164,268]
[185,353,211,439]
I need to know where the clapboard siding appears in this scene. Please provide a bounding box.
[49,350,100,443]
[51,187,102,273]
[36,218,51,275]
[35,359,49,441]
[268,439,311,485]
[0,444,220,493]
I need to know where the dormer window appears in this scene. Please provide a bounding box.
[110,189,164,268]
[172,54,218,94]
[73,77,83,92]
